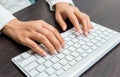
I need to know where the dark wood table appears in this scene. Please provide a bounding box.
[0,0,120,77]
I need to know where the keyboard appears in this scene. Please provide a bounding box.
[12,22,120,77]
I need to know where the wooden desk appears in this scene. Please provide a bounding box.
[0,0,120,77]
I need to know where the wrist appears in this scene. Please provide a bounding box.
[1,19,22,35]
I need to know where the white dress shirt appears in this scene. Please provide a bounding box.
[0,0,74,32]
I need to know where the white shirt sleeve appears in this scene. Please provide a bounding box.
[46,0,74,11]
[0,4,15,32]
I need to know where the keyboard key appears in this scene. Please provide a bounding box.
[37,58,46,64]
[62,50,70,55]
[12,55,24,63]
[36,65,46,72]
[96,42,102,46]
[53,63,62,70]
[105,36,110,40]
[50,57,59,63]
[66,55,74,61]
[72,39,79,42]
[74,43,81,48]
[71,51,79,57]
[87,35,94,39]
[95,37,102,41]
[91,45,97,50]
[68,46,76,51]
[109,34,113,37]
[69,60,77,66]
[56,69,64,76]
[59,59,68,65]
[67,41,74,45]
[24,62,39,72]
[46,67,56,75]
[29,69,39,77]
[44,61,53,67]
[82,45,89,50]
[101,39,106,43]
[49,74,58,77]
[36,72,48,77]
[75,56,83,62]
[79,40,85,45]
[103,31,109,35]
[64,37,71,41]
[69,34,76,38]
[61,29,73,37]
[81,52,88,57]
[77,48,84,54]
[86,49,93,54]
[57,53,65,59]
[100,34,105,37]
[18,56,36,67]
[87,42,94,47]
[21,52,31,59]
[91,39,97,43]
[83,38,90,42]
[63,64,71,71]
[44,55,52,60]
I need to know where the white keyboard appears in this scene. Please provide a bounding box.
[12,22,120,77]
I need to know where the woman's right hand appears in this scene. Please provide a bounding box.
[2,19,65,56]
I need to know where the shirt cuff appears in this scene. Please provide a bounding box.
[0,4,16,33]
[46,0,74,11]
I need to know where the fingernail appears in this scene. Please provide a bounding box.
[63,26,67,31]
[58,47,62,53]
[42,52,47,57]
[78,30,83,34]
[62,42,66,48]
[52,50,58,55]
[85,32,88,36]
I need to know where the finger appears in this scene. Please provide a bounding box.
[42,23,65,48]
[82,13,93,30]
[23,38,47,56]
[31,32,58,55]
[55,12,67,31]
[66,10,82,33]
[35,27,62,52]
[74,9,89,35]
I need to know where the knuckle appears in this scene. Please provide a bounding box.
[81,16,86,21]
[40,35,47,42]
[46,31,53,37]
[75,7,79,10]
[39,20,45,23]
[18,36,27,44]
